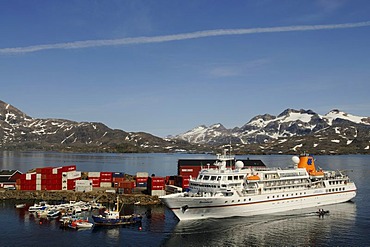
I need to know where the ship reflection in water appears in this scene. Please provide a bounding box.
[162,202,357,247]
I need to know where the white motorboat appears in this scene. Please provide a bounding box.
[28,201,49,212]
[160,146,357,220]
[15,203,26,209]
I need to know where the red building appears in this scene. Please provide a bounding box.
[0,170,22,189]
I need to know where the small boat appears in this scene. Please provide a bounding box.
[92,197,142,226]
[316,209,330,217]
[28,201,49,212]
[76,221,93,229]
[15,203,26,209]
[47,210,60,218]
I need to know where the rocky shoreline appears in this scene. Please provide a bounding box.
[0,189,162,205]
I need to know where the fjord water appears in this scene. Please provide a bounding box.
[1,152,369,246]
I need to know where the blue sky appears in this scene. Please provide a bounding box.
[1,0,370,137]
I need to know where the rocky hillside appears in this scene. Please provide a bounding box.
[173,109,370,154]
[0,100,203,153]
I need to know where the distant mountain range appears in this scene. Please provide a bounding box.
[0,100,201,153]
[172,109,370,154]
[1,100,369,154]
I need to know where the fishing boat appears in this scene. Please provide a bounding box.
[91,197,142,226]
[160,145,357,220]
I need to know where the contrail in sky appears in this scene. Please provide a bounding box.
[1,21,370,54]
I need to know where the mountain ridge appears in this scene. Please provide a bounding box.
[173,108,370,154]
[1,100,369,154]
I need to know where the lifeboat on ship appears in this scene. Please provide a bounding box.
[309,170,324,178]
[247,175,260,181]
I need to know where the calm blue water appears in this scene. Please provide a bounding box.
[1,151,369,246]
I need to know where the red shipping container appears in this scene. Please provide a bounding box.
[62,165,76,172]
[120,181,136,189]
[100,172,113,177]
[113,177,125,183]
[136,177,148,183]
[100,177,113,182]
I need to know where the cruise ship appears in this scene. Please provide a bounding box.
[160,146,357,220]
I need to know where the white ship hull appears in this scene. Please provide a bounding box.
[161,187,356,221]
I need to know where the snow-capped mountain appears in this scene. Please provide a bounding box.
[174,109,370,154]
[0,100,192,153]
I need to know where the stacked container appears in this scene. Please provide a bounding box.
[147,176,166,196]
[135,172,149,188]
[16,165,79,191]
[100,172,113,188]
[112,172,125,188]
[115,180,136,194]
[88,172,101,188]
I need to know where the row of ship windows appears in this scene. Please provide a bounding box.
[267,192,307,199]
[329,181,345,185]
[225,198,252,203]
[327,187,346,192]
[198,175,245,181]
[264,179,307,186]
[263,185,306,191]
[224,192,308,204]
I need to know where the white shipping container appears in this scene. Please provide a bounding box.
[100,182,112,188]
[36,178,42,185]
[150,190,166,196]
[67,171,81,180]
[136,172,149,178]
[36,184,41,191]
[75,185,92,192]
[75,180,92,186]
[62,185,68,190]
[36,174,42,179]
[88,172,101,178]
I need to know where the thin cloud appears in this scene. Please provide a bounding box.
[1,21,370,54]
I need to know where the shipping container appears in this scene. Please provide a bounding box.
[62,165,76,172]
[88,172,101,178]
[136,182,147,188]
[100,177,113,183]
[114,180,135,189]
[76,180,92,186]
[112,172,125,178]
[75,185,92,192]
[100,182,112,188]
[149,190,166,196]
[100,172,113,177]
[112,177,125,183]
[136,172,149,178]
[67,171,81,180]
